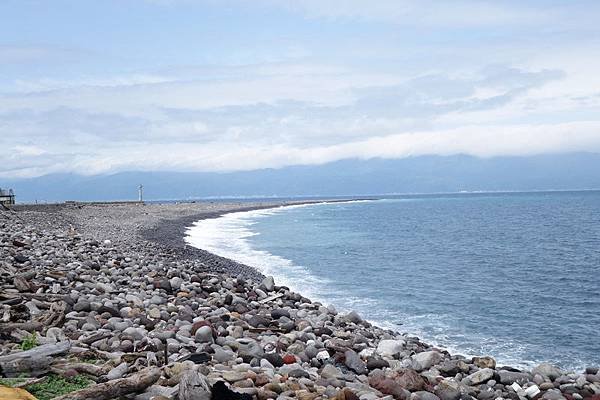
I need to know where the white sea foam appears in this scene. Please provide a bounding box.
[185,203,343,304]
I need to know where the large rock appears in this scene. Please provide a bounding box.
[498,370,531,385]
[321,364,344,380]
[376,339,406,358]
[194,326,214,343]
[211,381,253,400]
[532,363,563,381]
[394,369,428,392]
[411,391,441,400]
[344,350,367,375]
[472,356,496,369]
[412,351,443,371]
[369,373,411,400]
[237,338,264,361]
[367,356,390,370]
[464,368,495,385]
[541,390,566,400]
[261,276,275,292]
[435,379,462,400]
[345,311,363,324]
[438,359,469,376]
[179,370,211,400]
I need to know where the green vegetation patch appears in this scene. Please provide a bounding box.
[0,377,30,387]
[20,333,39,351]
[26,374,94,400]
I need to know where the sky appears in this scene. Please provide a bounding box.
[1,0,600,178]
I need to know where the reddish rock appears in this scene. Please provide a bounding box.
[254,373,271,386]
[282,354,297,364]
[369,374,411,400]
[393,368,428,392]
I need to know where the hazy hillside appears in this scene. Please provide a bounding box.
[3,153,600,203]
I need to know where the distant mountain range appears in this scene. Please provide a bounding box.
[3,153,600,203]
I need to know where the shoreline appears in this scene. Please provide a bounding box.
[172,200,587,373]
[1,201,599,400]
[138,200,600,374]
[141,198,373,280]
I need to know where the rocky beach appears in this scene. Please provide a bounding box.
[1,201,599,400]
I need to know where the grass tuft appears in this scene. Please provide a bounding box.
[0,377,29,387]
[20,333,39,351]
[26,374,93,400]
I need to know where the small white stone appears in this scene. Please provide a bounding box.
[524,385,540,398]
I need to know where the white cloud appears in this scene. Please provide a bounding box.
[2,116,599,178]
[1,1,600,178]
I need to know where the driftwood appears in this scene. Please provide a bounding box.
[103,361,129,380]
[0,355,51,377]
[80,331,113,345]
[69,347,123,362]
[13,276,31,292]
[53,366,162,400]
[1,292,66,301]
[0,341,71,377]
[35,300,67,327]
[50,361,111,377]
[2,305,10,322]
[258,292,285,303]
[0,341,71,363]
[0,321,43,334]
[248,327,285,333]
[178,370,211,400]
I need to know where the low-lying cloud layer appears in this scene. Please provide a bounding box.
[1,0,599,177]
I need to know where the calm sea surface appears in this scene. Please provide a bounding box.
[185,191,600,371]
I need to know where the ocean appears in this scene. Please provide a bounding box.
[185,191,600,371]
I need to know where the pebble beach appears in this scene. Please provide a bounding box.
[1,202,599,400]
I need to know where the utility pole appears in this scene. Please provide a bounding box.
[138,184,143,202]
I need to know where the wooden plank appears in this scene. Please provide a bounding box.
[258,292,284,303]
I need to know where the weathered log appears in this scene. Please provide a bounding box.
[17,271,36,280]
[53,366,162,400]
[24,301,42,316]
[2,292,66,301]
[80,331,113,346]
[0,340,70,363]
[103,361,129,380]
[1,305,10,322]
[0,297,21,306]
[178,370,211,400]
[0,355,51,377]
[0,321,43,334]
[35,300,67,327]
[69,347,123,362]
[13,276,31,292]
[50,361,110,377]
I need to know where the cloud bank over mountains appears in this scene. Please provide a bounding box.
[1,0,599,178]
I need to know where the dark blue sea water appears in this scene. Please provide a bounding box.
[186,191,600,371]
